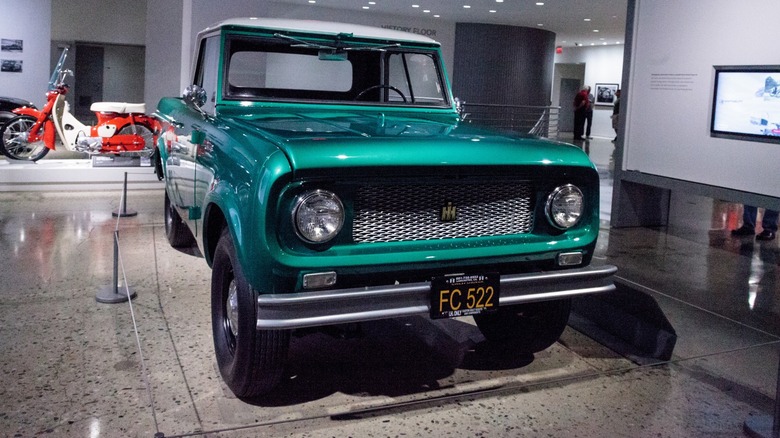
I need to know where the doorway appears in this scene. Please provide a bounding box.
[558,78,580,133]
[51,41,146,122]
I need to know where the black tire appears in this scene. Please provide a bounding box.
[211,228,289,397]
[0,115,49,161]
[152,148,164,181]
[164,191,195,248]
[474,298,572,354]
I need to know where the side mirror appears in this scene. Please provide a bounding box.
[454,97,468,121]
[182,85,207,109]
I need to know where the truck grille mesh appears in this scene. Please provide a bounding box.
[353,183,534,243]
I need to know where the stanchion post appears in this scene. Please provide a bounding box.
[96,230,137,303]
[113,172,138,217]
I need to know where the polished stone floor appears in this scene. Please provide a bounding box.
[0,136,778,437]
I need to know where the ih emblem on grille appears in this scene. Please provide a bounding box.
[441,201,457,222]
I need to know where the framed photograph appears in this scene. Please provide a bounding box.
[1,39,23,52]
[1,59,22,73]
[595,83,619,106]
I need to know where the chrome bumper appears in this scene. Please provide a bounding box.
[256,264,617,330]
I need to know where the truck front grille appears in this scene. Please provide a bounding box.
[353,183,534,243]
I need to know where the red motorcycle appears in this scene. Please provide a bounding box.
[0,47,160,161]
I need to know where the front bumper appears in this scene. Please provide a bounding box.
[256,264,617,330]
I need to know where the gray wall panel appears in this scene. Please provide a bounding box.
[452,23,556,106]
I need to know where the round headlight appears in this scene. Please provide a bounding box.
[546,184,584,229]
[293,190,344,243]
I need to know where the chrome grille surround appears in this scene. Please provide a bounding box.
[353,183,534,243]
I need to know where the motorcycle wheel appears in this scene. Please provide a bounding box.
[0,115,49,161]
[118,124,155,158]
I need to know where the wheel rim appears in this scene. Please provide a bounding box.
[3,118,46,160]
[118,125,154,157]
[226,279,239,341]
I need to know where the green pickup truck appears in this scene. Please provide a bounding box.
[155,18,616,397]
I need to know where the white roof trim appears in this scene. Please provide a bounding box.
[202,18,440,46]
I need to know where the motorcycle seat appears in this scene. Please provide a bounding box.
[90,102,146,114]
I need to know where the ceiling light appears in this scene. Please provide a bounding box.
[536,2,544,5]
[584,18,591,21]
[434,14,440,17]
[308,0,315,3]
[463,5,471,8]
[423,9,430,13]
[496,0,504,2]
[489,9,496,13]
[593,29,600,32]
[537,23,544,26]
[369,1,376,4]
[362,6,369,9]
[412,4,419,7]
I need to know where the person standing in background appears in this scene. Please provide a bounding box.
[573,87,588,141]
[584,86,594,139]
[611,89,621,142]
[732,206,778,241]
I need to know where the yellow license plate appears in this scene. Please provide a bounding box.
[430,273,500,319]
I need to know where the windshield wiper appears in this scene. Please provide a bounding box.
[272,33,400,52]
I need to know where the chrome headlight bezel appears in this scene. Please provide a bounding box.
[292,190,345,244]
[545,184,584,229]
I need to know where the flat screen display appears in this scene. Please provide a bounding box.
[711,65,780,143]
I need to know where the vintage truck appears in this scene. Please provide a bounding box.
[154,18,616,397]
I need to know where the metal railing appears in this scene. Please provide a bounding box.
[460,103,561,140]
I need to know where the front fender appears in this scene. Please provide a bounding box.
[202,149,293,291]
[12,107,40,117]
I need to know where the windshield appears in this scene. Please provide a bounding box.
[49,47,69,90]
[223,35,449,107]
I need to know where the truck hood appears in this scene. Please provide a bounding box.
[224,109,594,173]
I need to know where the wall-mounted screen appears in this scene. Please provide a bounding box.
[711,65,780,143]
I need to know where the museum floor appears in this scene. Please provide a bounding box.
[1,136,778,437]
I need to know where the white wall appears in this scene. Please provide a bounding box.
[624,0,780,198]
[0,0,52,107]
[554,44,625,138]
[145,0,187,111]
[51,0,146,45]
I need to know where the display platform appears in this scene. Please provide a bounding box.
[0,158,163,192]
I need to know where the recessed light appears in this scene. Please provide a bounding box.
[537,23,544,26]
[362,6,369,9]
[593,29,599,32]
[463,5,471,8]
[412,4,419,8]
[369,1,376,4]
[423,9,430,13]
[536,2,544,5]
[434,14,440,17]
[308,0,315,3]
[489,9,496,13]
[496,0,504,2]
[584,18,591,21]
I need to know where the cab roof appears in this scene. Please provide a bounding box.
[201,17,440,46]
